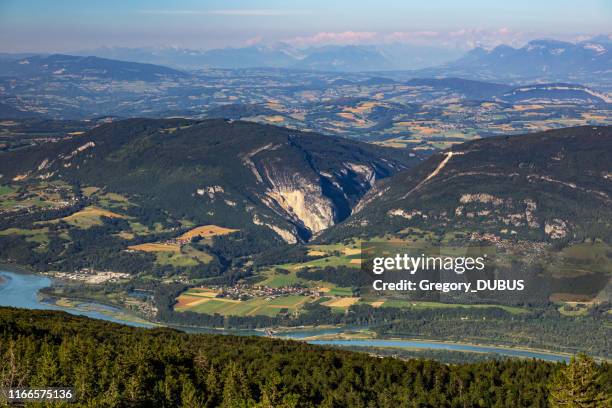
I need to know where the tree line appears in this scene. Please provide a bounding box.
[1,307,609,407]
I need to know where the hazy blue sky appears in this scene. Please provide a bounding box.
[1,0,610,52]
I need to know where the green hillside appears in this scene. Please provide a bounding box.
[0,119,418,282]
[323,126,612,243]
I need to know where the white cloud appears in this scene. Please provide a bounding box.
[285,31,379,47]
[283,29,531,49]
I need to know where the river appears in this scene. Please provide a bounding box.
[0,270,153,327]
[0,270,571,361]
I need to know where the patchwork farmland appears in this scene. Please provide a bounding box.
[175,288,313,317]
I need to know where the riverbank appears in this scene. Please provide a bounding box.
[0,269,602,363]
[292,333,577,362]
[290,329,582,360]
[0,270,156,328]
[0,261,37,275]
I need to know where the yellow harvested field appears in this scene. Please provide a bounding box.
[264,115,285,123]
[582,113,607,121]
[343,247,360,256]
[308,250,327,256]
[349,259,361,265]
[178,225,238,241]
[337,112,368,126]
[175,296,211,309]
[324,297,360,308]
[116,231,135,240]
[128,242,180,253]
[58,206,126,228]
[412,126,438,135]
[370,301,385,308]
[63,206,125,221]
[337,112,357,120]
[344,101,378,114]
[81,186,101,196]
[513,104,545,111]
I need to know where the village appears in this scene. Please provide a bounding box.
[216,283,324,301]
[48,268,132,284]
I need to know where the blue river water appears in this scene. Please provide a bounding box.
[306,339,570,362]
[0,270,571,361]
[0,270,153,327]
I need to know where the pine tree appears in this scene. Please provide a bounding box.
[180,376,203,408]
[221,361,252,408]
[548,354,610,408]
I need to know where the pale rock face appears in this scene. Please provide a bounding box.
[266,224,298,244]
[344,162,376,186]
[196,185,225,199]
[241,143,282,183]
[37,171,55,180]
[261,162,335,235]
[524,199,539,228]
[459,193,504,206]
[37,159,50,171]
[62,141,95,161]
[252,214,298,243]
[354,186,389,214]
[455,206,464,216]
[388,209,422,220]
[265,185,334,234]
[545,219,568,239]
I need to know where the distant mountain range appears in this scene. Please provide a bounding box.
[70,37,609,81]
[76,43,463,71]
[416,38,611,86]
[0,54,186,81]
[2,36,609,83]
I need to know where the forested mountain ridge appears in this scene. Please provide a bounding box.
[0,54,187,81]
[0,118,418,243]
[1,307,610,407]
[323,126,612,243]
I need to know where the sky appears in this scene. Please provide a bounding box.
[1,0,610,52]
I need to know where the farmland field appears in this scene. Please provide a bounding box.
[0,227,50,245]
[128,242,181,253]
[178,225,238,241]
[59,206,126,228]
[175,290,312,317]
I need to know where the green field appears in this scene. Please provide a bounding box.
[0,227,50,245]
[328,287,355,296]
[0,185,16,196]
[155,251,199,267]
